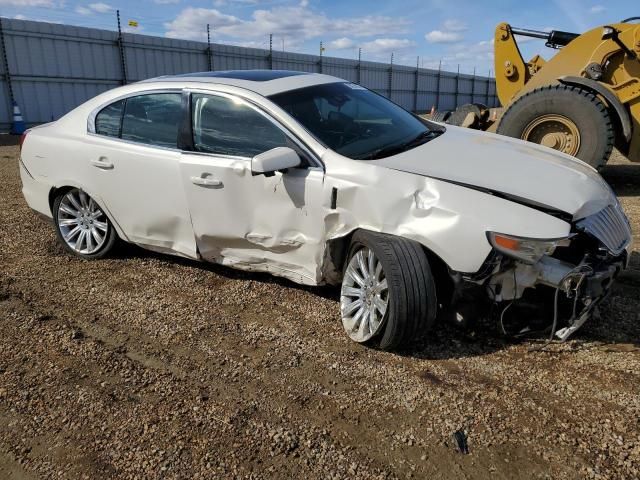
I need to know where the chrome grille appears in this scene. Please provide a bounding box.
[576,203,631,255]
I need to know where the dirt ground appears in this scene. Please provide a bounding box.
[0,143,639,480]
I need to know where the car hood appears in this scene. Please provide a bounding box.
[371,126,614,220]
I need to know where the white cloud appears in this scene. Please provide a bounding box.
[442,19,467,32]
[362,38,415,54]
[0,0,58,6]
[326,36,414,59]
[213,0,259,6]
[164,5,410,43]
[436,38,496,72]
[164,8,243,39]
[425,30,463,43]
[89,2,113,13]
[424,19,468,44]
[154,0,180,3]
[328,37,355,50]
[589,5,606,14]
[75,2,114,15]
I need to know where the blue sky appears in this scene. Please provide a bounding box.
[1,0,635,73]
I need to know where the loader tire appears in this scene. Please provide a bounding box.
[496,85,614,169]
[430,110,451,123]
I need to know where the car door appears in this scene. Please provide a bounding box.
[179,91,326,285]
[88,91,197,258]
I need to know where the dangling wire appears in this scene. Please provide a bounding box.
[529,263,594,352]
[499,269,518,335]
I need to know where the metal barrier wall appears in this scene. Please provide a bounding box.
[0,17,499,131]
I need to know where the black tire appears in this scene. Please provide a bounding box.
[342,230,437,351]
[431,110,451,123]
[455,103,489,122]
[53,188,117,259]
[496,85,614,169]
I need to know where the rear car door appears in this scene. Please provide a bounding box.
[88,91,197,258]
[179,91,326,284]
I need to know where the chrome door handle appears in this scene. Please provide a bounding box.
[191,175,222,187]
[90,157,114,169]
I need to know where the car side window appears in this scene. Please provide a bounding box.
[120,93,182,148]
[95,99,124,138]
[191,93,288,157]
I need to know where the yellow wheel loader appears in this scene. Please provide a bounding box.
[436,17,640,169]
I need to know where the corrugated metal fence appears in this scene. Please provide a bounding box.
[0,17,499,131]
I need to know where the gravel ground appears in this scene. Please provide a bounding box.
[1,143,639,479]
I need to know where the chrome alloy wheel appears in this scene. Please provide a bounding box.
[56,189,108,255]
[340,247,389,342]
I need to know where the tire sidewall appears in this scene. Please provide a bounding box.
[497,86,612,168]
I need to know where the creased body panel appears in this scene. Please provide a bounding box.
[322,151,571,274]
[371,126,615,220]
[180,153,327,284]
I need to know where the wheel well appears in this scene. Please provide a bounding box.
[419,245,455,309]
[324,229,456,306]
[48,185,73,215]
[558,76,632,149]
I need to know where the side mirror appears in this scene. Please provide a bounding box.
[601,26,616,40]
[251,147,301,176]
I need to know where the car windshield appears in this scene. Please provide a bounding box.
[269,82,444,160]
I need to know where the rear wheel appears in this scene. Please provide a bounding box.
[53,188,117,259]
[497,85,614,169]
[340,230,437,351]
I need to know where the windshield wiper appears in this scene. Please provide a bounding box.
[403,130,441,149]
[356,129,442,160]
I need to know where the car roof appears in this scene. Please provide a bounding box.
[140,70,345,96]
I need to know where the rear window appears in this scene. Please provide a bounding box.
[93,93,183,149]
[95,99,124,138]
[121,93,183,148]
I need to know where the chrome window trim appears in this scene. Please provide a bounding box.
[185,88,324,170]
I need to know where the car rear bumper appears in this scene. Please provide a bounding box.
[19,158,52,219]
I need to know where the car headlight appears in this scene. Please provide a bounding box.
[487,232,571,264]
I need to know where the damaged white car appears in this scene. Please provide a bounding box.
[20,70,632,350]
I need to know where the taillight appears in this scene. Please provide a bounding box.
[19,131,27,150]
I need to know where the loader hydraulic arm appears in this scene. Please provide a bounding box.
[494,23,580,105]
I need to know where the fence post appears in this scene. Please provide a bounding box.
[471,67,476,104]
[485,69,490,106]
[206,24,213,71]
[268,34,273,69]
[414,56,419,112]
[357,47,361,85]
[453,64,460,109]
[0,17,14,113]
[388,52,393,99]
[116,10,127,85]
[319,41,323,73]
[435,60,441,110]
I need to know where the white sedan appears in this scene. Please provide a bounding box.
[20,70,632,349]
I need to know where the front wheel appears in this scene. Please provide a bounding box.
[53,188,117,259]
[340,230,437,351]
